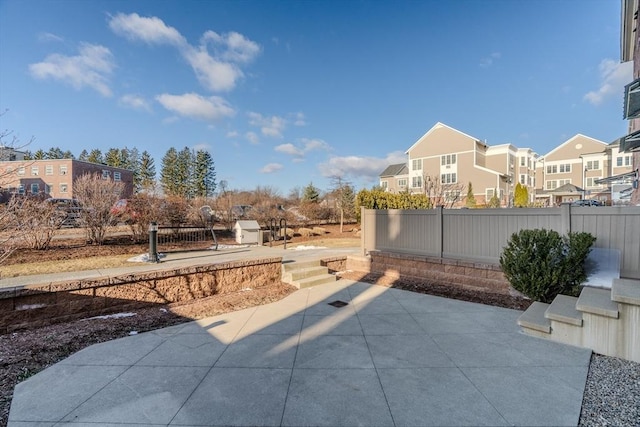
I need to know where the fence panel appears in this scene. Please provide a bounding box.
[361,207,640,278]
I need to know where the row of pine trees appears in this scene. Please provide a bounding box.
[22,146,216,198]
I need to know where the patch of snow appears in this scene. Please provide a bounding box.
[291,245,327,251]
[16,303,46,311]
[127,253,167,262]
[159,308,168,313]
[84,312,137,321]
[129,331,138,335]
[240,287,252,292]
[215,244,251,250]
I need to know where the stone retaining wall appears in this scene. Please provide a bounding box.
[0,257,282,333]
[367,250,510,294]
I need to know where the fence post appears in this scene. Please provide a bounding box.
[560,203,572,235]
[436,205,444,259]
[148,222,159,263]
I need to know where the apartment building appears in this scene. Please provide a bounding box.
[620,0,640,205]
[379,122,537,207]
[0,159,134,202]
[380,123,634,207]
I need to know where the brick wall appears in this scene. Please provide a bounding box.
[0,257,282,333]
[367,250,510,294]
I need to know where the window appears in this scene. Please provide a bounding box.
[586,177,602,188]
[381,180,388,189]
[114,171,121,181]
[617,157,623,167]
[59,165,67,175]
[18,184,25,195]
[441,154,456,166]
[45,165,53,175]
[627,156,632,166]
[559,164,571,173]
[559,179,571,186]
[546,180,558,190]
[546,165,558,174]
[486,188,494,199]
[45,183,53,194]
[102,170,110,179]
[397,178,407,188]
[520,157,525,166]
[519,174,526,184]
[60,183,68,193]
[30,183,39,194]
[440,173,457,184]
[17,166,25,176]
[444,190,461,202]
[412,159,422,171]
[586,160,600,170]
[31,166,39,176]
[412,176,422,188]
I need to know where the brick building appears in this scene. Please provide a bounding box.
[0,159,134,202]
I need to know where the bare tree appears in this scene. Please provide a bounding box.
[0,197,21,263]
[14,197,66,249]
[422,174,467,208]
[73,174,124,245]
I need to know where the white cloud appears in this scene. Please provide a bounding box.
[302,138,331,152]
[119,94,151,111]
[260,163,283,173]
[38,32,63,43]
[275,143,303,156]
[201,30,261,64]
[480,52,501,68]
[584,59,633,106]
[192,143,211,152]
[291,112,307,126]
[248,112,286,138]
[29,43,115,96]
[318,151,406,181]
[155,92,235,121]
[109,13,260,92]
[226,130,239,138]
[246,131,259,144]
[108,13,185,46]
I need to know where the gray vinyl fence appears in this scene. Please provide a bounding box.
[360,206,640,279]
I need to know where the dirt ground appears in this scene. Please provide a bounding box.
[0,223,540,426]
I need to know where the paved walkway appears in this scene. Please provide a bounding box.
[8,274,592,426]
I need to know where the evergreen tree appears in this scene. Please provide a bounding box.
[193,149,216,198]
[160,147,180,196]
[61,150,75,159]
[22,150,33,160]
[177,147,195,197]
[87,149,104,164]
[104,148,123,167]
[302,182,320,203]
[514,182,529,207]
[138,150,156,191]
[47,147,64,159]
[33,149,46,160]
[78,149,89,162]
[465,182,476,208]
[488,188,501,208]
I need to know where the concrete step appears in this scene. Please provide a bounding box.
[545,295,583,326]
[576,286,619,318]
[294,273,337,289]
[611,278,640,306]
[282,259,321,272]
[282,266,329,283]
[518,301,551,334]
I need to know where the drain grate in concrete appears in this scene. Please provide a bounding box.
[328,300,348,308]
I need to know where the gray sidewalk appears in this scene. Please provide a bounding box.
[0,244,361,290]
[8,278,592,427]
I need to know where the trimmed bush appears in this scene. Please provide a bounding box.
[499,229,596,303]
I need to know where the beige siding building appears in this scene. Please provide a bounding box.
[381,123,631,207]
[0,159,134,202]
[381,122,536,207]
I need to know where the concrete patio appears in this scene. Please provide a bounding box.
[8,278,592,427]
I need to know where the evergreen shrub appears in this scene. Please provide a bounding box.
[499,229,596,303]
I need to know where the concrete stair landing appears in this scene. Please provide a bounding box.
[281,259,336,289]
[517,279,640,363]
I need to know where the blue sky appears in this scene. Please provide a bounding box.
[0,0,631,195]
